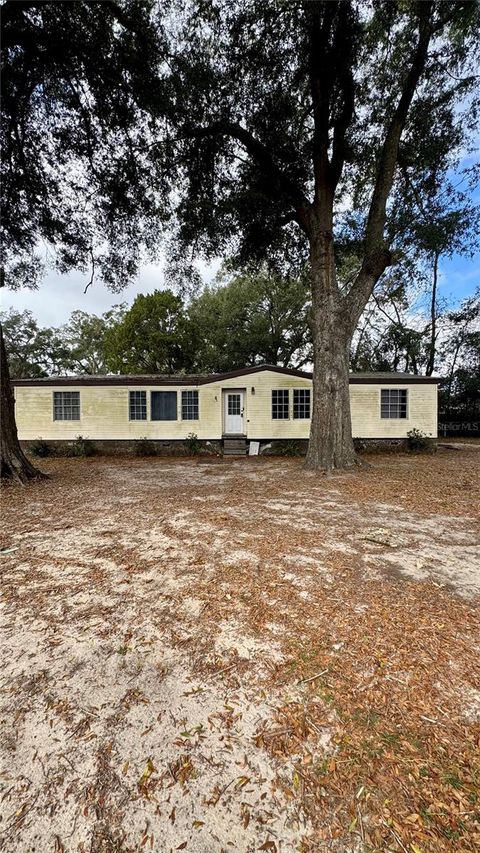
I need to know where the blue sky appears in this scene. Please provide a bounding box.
[439,253,479,304]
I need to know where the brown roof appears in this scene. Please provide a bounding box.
[11,365,441,386]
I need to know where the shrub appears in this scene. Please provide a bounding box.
[407,428,433,452]
[274,439,303,457]
[134,437,157,456]
[65,435,96,457]
[29,438,51,458]
[184,432,202,455]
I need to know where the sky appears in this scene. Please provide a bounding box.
[2,148,479,328]
[1,257,221,327]
[2,248,478,328]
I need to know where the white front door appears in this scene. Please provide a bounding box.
[224,391,245,434]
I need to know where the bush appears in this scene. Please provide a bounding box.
[65,435,96,457]
[134,437,157,457]
[407,428,433,453]
[29,438,51,458]
[184,432,202,455]
[274,439,303,457]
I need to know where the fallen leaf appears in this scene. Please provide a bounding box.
[259,840,277,852]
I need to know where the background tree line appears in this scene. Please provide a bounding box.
[1,271,312,376]
[3,271,479,427]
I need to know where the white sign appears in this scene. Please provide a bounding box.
[249,441,260,456]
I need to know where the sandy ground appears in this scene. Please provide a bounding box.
[1,448,479,852]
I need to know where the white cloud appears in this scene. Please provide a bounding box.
[1,258,221,327]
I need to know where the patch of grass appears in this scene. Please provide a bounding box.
[379,731,400,746]
[318,689,336,705]
[351,708,380,727]
[443,772,463,790]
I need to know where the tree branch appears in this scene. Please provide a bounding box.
[84,249,95,294]
[308,1,336,211]
[188,121,310,229]
[345,1,434,329]
[330,5,357,188]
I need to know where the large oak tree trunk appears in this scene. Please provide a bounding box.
[0,323,47,483]
[305,232,356,471]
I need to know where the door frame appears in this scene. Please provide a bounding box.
[222,388,246,435]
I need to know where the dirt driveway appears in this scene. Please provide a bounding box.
[1,449,479,852]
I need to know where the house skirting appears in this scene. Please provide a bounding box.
[21,436,436,457]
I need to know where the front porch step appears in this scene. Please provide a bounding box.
[223,438,247,456]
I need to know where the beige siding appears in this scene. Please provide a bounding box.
[350,383,438,438]
[14,370,438,441]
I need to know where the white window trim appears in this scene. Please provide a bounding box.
[380,388,409,420]
[128,389,147,421]
[293,387,311,419]
[181,389,200,421]
[52,390,81,421]
[272,388,290,420]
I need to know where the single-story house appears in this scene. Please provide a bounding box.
[12,365,439,454]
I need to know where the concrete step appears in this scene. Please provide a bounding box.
[223,439,247,456]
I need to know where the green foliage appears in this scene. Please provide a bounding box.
[0,309,67,378]
[104,290,192,374]
[439,289,480,423]
[184,433,202,455]
[273,440,304,457]
[2,1,478,291]
[134,437,157,457]
[59,306,127,374]
[29,438,51,458]
[188,271,311,371]
[407,429,432,453]
[65,436,96,458]
[2,0,165,285]
[0,305,127,378]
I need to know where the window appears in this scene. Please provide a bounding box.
[228,394,241,416]
[293,388,311,419]
[272,389,289,419]
[182,390,199,420]
[53,391,80,421]
[151,390,177,420]
[129,390,147,420]
[381,388,408,419]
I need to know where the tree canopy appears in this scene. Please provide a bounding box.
[188,272,311,372]
[3,1,478,286]
[2,0,479,474]
[0,309,65,378]
[103,290,193,374]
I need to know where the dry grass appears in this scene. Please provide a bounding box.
[1,447,479,852]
